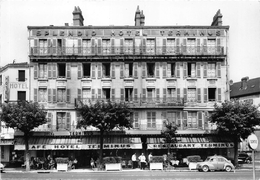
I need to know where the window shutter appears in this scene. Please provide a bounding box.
[120,88,124,101]
[196,62,201,78]
[53,89,56,103]
[120,62,124,79]
[134,62,138,79]
[34,64,38,79]
[66,63,71,79]
[183,88,187,102]
[155,62,160,78]
[177,111,181,127]
[162,38,166,54]
[78,39,82,55]
[197,39,201,53]
[47,113,52,129]
[163,88,166,102]
[91,39,96,54]
[183,111,188,129]
[156,88,160,102]
[177,88,180,102]
[97,38,102,54]
[52,63,57,79]
[183,62,187,78]
[34,88,38,102]
[167,63,171,78]
[142,88,146,102]
[182,38,187,54]
[52,39,57,54]
[120,39,124,54]
[176,38,180,54]
[217,38,221,53]
[91,89,95,100]
[66,112,71,130]
[176,62,180,78]
[203,39,207,54]
[47,39,51,54]
[204,88,208,103]
[77,63,82,79]
[142,62,146,78]
[48,63,52,78]
[142,38,146,54]
[198,111,202,129]
[134,88,138,102]
[67,89,70,103]
[111,63,115,79]
[78,89,82,101]
[111,38,115,54]
[98,89,101,99]
[162,62,167,78]
[91,63,96,79]
[203,62,208,78]
[197,88,201,103]
[152,112,156,128]
[33,39,39,54]
[204,111,209,129]
[218,88,221,102]
[48,89,52,103]
[111,88,115,101]
[217,62,221,78]
[97,63,102,79]
[62,39,66,54]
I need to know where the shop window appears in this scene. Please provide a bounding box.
[57,88,66,102]
[125,88,133,102]
[187,63,196,78]
[38,88,47,102]
[18,70,25,82]
[188,111,197,128]
[83,63,91,78]
[58,63,66,78]
[147,63,155,77]
[102,63,110,78]
[208,88,216,102]
[38,63,47,78]
[103,89,110,99]
[18,91,26,101]
[147,112,156,128]
[125,62,133,77]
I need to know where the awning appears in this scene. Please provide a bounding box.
[14,136,142,150]
[147,136,234,149]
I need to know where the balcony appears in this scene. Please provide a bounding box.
[30,46,225,57]
[75,97,184,108]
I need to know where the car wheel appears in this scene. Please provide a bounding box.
[246,160,251,164]
[202,165,209,172]
[225,166,232,172]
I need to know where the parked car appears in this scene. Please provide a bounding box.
[196,155,234,172]
[0,163,5,173]
[238,152,252,164]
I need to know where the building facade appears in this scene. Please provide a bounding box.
[12,6,232,167]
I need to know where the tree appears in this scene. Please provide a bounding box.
[0,101,47,171]
[210,100,260,166]
[161,119,178,154]
[76,100,133,168]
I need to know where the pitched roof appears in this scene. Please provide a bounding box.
[230,77,260,98]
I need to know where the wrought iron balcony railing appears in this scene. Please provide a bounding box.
[30,46,225,56]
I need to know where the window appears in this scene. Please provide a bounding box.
[57,112,66,130]
[168,63,176,77]
[147,112,156,128]
[38,64,47,78]
[18,91,26,101]
[187,63,196,78]
[208,88,216,101]
[188,112,197,128]
[208,39,216,54]
[125,88,133,102]
[125,63,133,77]
[147,88,155,103]
[82,89,91,104]
[147,63,155,77]
[167,112,177,124]
[146,39,155,54]
[167,88,176,100]
[102,63,110,78]
[103,89,110,99]
[83,63,91,78]
[125,39,133,54]
[208,63,216,78]
[187,38,196,54]
[38,88,47,102]
[57,88,66,102]
[133,112,139,128]
[18,70,25,82]
[82,39,91,55]
[102,39,110,54]
[58,63,66,78]
[187,88,196,102]
[0,75,2,85]
[39,39,47,54]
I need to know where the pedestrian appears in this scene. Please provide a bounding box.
[90,158,95,169]
[138,153,146,170]
[148,152,153,168]
[131,153,137,169]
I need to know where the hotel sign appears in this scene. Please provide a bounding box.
[147,142,234,149]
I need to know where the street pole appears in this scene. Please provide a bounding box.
[252,150,255,180]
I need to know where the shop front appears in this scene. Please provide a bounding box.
[0,139,14,164]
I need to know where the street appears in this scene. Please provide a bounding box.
[1,171,260,180]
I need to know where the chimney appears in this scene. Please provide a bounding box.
[73,6,84,26]
[211,9,222,26]
[134,6,141,26]
[140,10,145,26]
[241,76,249,89]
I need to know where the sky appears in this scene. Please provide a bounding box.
[0,0,260,83]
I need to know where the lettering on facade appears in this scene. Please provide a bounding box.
[168,30,173,36]
[4,76,9,101]
[176,30,181,36]
[148,143,234,149]
[45,31,49,36]
[52,30,58,36]
[127,30,132,36]
[36,30,41,36]
[119,30,124,36]
[92,31,96,36]
[60,31,65,36]
[9,82,28,89]
[77,31,82,36]
[184,30,189,36]
[160,30,165,36]
[68,30,74,36]
[135,31,140,36]
[111,30,115,36]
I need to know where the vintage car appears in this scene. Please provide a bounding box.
[196,155,234,172]
[238,152,252,164]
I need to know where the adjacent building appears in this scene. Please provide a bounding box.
[10,6,232,167]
